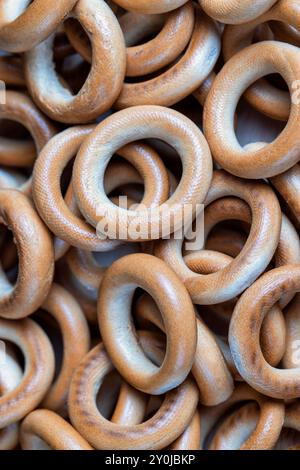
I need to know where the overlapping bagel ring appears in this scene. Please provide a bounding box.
[200,383,285,450]
[33,123,170,250]
[135,291,234,405]
[204,41,300,178]
[183,247,286,368]
[229,265,300,399]
[0,352,22,450]
[72,105,212,241]
[40,283,90,414]
[0,318,54,428]
[65,1,195,78]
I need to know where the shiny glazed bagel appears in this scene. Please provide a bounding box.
[199,0,278,24]
[229,265,300,399]
[24,0,126,124]
[20,410,92,450]
[73,105,212,240]
[204,41,300,178]
[115,8,220,108]
[155,170,281,304]
[98,254,197,394]
[0,0,77,52]
[112,0,190,14]
[0,190,54,319]
[0,318,55,428]
[69,337,199,450]
[66,1,195,78]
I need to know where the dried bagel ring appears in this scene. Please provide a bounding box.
[65,1,195,78]
[0,91,55,191]
[199,0,278,25]
[24,0,126,124]
[229,265,300,399]
[33,125,170,250]
[169,411,201,450]
[201,383,284,450]
[98,254,197,395]
[0,190,54,319]
[135,292,234,405]
[204,41,300,178]
[0,0,77,52]
[73,106,212,241]
[271,164,300,225]
[183,249,286,368]
[115,7,220,108]
[155,170,281,304]
[20,410,92,450]
[40,284,90,414]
